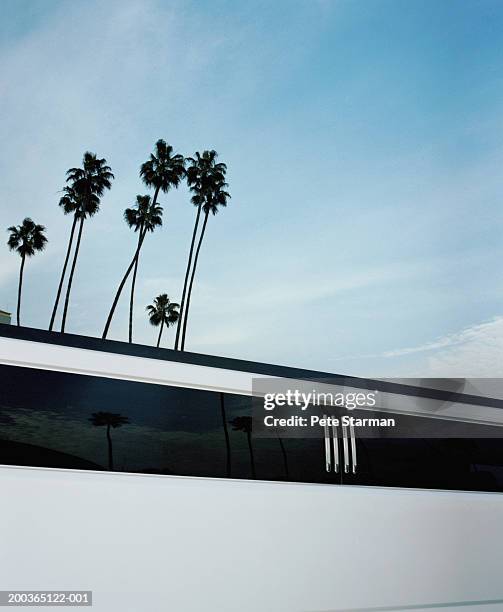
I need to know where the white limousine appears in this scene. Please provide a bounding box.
[1,325,503,612]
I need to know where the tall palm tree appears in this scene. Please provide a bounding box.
[101,140,184,342]
[48,186,98,331]
[180,180,230,350]
[125,196,164,343]
[230,416,255,479]
[102,196,163,339]
[60,152,114,332]
[146,293,180,347]
[175,150,227,350]
[89,411,129,471]
[7,218,47,326]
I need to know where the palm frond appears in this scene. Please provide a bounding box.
[146,293,179,327]
[186,149,230,216]
[140,140,186,193]
[124,195,163,233]
[89,411,130,428]
[65,152,114,216]
[6,218,47,257]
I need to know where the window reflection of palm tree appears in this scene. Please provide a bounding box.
[277,434,289,479]
[220,394,231,477]
[230,416,255,479]
[89,412,130,471]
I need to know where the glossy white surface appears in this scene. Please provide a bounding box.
[1,466,503,611]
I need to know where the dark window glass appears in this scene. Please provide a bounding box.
[0,365,225,477]
[219,393,340,484]
[0,365,337,485]
[4,364,501,491]
[341,409,503,492]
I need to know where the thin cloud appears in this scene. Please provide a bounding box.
[383,317,503,360]
[426,317,503,377]
[333,317,503,378]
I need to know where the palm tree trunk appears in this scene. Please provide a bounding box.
[277,435,289,479]
[156,318,164,348]
[102,229,146,339]
[180,209,209,350]
[151,185,161,206]
[247,430,256,479]
[106,424,113,471]
[16,253,26,326]
[220,393,231,477]
[175,204,202,350]
[49,214,78,331]
[128,230,143,343]
[60,216,85,333]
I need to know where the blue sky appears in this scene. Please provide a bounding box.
[1,0,503,376]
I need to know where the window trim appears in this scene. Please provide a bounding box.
[1,326,503,427]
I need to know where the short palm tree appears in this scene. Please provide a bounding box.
[102,196,163,340]
[48,186,99,331]
[230,416,255,479]
[175,150,226,350]
[7,218,47,326]
[89,411,129,471]
[179,178,230,350]
[59,152,114,332]
[146,293,180,348]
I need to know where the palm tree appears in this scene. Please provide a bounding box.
[140,140,184,343]
[220,393,231,477]
[102,140,184,341]
[230,416,255,479]
[7,218,47,326]
[89,411,129,471]
[60,152,114,332]
[175,151,227,350]
[102,196,163,340]
[179,179,230,350]
[139,140,185,208]
[126,196,161,343]
[48,186,98,331]
[136,140,185,342]
[146,293,180,347]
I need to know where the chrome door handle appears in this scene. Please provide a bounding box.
[350,423,357,474]
[331,423,339,473]
[323,414,331,472]
[342,424,350,473]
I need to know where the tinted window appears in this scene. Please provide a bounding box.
[0,365,225,477]
[341,408,503,492]
[5,364,499,491]
[222,393,338,484]
[0,365,335,485]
